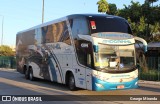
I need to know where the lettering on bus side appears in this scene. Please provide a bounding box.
[97,33,132,39]
[102,40,132,44]
[47,43,61,49]
[81,43,88,48]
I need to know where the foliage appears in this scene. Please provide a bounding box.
[153,33,160,41]
[0,45,15,56]
[118,1,142,23]
[97,0,109,13]
[108,3,117,15]
[139,69,160,81]
[97,0,160,74]
[146,0,159,6]
[97,0,160,42]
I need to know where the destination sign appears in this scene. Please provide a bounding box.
[92,33,133,39]
[101,39,134,44]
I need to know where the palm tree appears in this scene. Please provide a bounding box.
[97,0,109,14]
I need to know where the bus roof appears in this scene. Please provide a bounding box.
[17,14,125,35]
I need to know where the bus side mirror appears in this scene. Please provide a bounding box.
[134,37,147,52]
[136,63,140,69]
[93,45,99,53]
[144,45,147,53]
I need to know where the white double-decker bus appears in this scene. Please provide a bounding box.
[16,14,147,91]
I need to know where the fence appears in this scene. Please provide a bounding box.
[0,54,159,81]
[139,49,160,81]
[0,56,16,69]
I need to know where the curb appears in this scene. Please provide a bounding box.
[0,68,16,71]
[138,80,160,85]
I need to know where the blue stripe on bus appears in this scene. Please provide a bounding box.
[52,53,64,82]
[49,58,57,82]
[49,52,63,83]
[92,77,138,91]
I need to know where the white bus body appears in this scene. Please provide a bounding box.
[16,14,147,91]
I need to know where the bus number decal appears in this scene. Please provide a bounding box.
[90,21,96,29]
[81,43,88,48]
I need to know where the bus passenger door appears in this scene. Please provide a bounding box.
[74,65,86,89]
[74,40,93,89]
[86,68,92,90]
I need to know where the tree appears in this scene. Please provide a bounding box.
[108,3,117,15]
[96,0,160,73]
[97,0,109,13]
[151,22,160,41]
[116,1,160,42]
[146,0,159,6]
[117,1,142,23]
[0,45,15,56]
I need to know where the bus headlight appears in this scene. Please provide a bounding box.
[96,76,109,82]
[92,73,109,81]
[95,83,104,88]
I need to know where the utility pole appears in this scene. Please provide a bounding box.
[42,0,44,23]
[0,15,4,45]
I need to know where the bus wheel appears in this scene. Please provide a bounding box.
[68,73,76,91]
[25,69,29,79]
[29,68,35,81]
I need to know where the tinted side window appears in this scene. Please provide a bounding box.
[35,28,42,44]
[58,21,71,45]
[71,18,89,39]
[61,29,71,45]
[43,23,62,43]
[44,25,54,43]
[75,40,94,68]
[41,21,71,45]
[71,18,92,68]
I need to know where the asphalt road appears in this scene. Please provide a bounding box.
[0,69,160,104]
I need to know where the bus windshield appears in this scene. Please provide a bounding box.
[94,44,136,71]
[88,16,132,34]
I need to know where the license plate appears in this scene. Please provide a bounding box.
[117,85,124,89]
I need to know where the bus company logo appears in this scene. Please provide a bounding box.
[2,96,11,101]
[120,78,123,82]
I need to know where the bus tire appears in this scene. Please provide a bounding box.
[29,68,35,81]
[68,73,76,91]
[25,69,29,79]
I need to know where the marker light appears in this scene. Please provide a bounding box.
[93,45,98,53]
[135,81,138,85]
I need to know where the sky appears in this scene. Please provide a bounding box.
[0,0,159,46]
